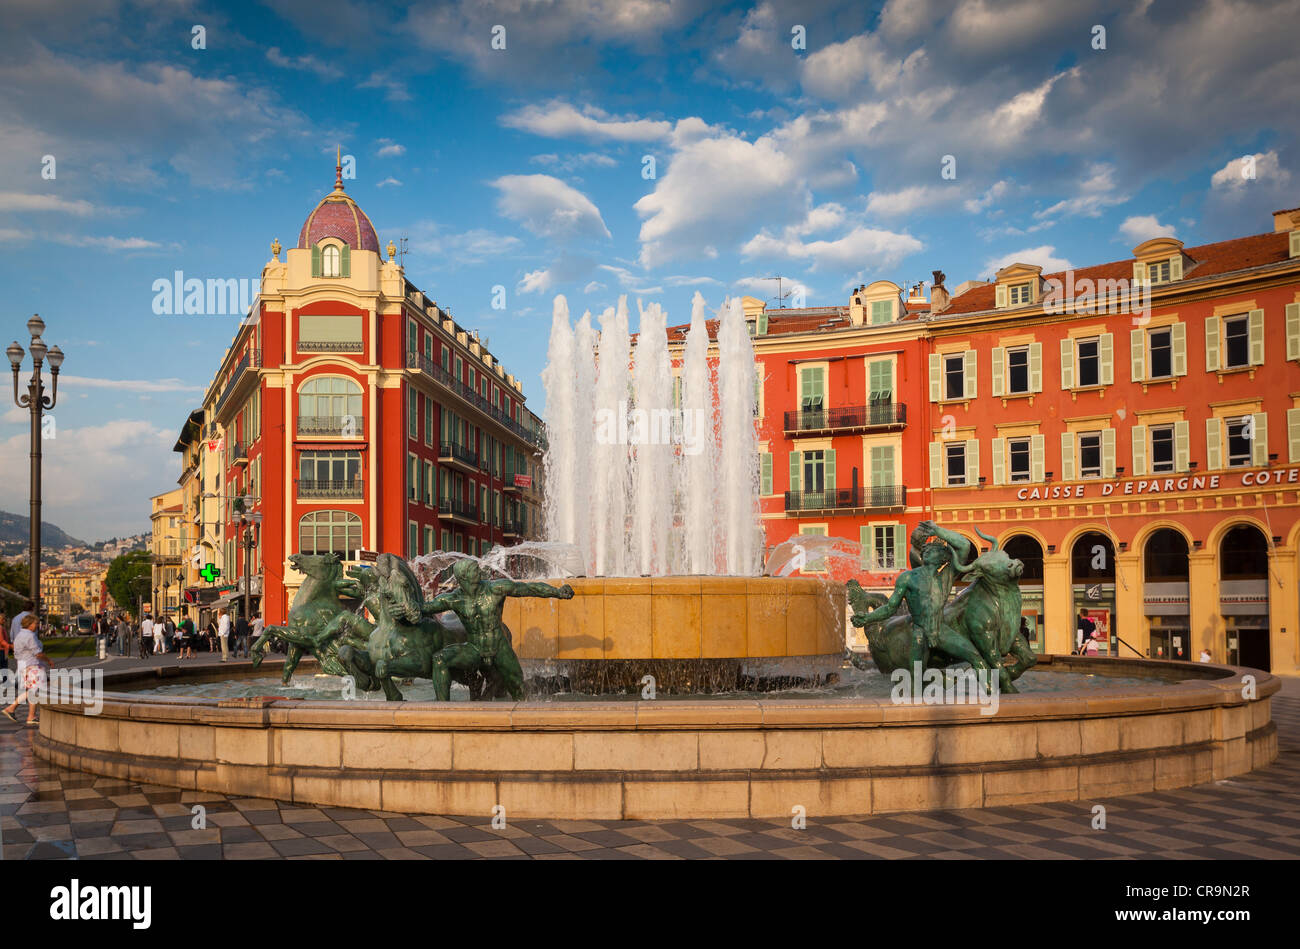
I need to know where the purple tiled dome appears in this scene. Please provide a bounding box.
[297,174,380,253]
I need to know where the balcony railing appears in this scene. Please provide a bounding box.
[298,479,364,499]
[297,415,364,436]
[407,350,546,447]
[784,485,908,513]
[438,441,479,469]
[783,402,906,435]
[438,497,479,521]
[502,518,523,537]
[231,441,249,465]
[298,340,364,353]
[213,349,262,417]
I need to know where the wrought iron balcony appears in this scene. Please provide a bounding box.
[298,340,364,353]
[407,350,546,448]
[438,497,479,523]
[213,349,262,418]
[438,440,479,471]
[784,485,908,514]
[783,402,906,436]
[231,441,249,466]
[297,415,364,436]
[298,479,363,499]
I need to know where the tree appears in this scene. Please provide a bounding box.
[106,550,152,615]
[0,559,30,615]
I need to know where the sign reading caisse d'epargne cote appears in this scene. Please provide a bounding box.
[1012,468,1300,501]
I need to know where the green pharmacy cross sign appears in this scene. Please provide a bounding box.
[200,563,221,583]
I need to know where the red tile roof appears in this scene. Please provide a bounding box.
[940,230,1292,316]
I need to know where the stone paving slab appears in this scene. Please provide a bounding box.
[2,676,1296,860]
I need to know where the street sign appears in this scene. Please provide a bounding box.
[358,550,378,562]
[200,563,221,582]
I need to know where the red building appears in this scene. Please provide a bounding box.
[194,164,545,625]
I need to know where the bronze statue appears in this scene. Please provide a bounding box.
[848,522,1036,693]
[423,559,573,701]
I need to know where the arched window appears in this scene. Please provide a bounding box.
[322,244,341,278]
[1002,534,1044,582]
[299,376,362,420]
[1144,529,1189,581]
[298,510,361,557]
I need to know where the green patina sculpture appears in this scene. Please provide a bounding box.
[337,553,494,702]
[423,559,574,702]
[251,553,373,682]
[848,522,1036,693]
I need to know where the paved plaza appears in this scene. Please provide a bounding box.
[2,658,1298,860]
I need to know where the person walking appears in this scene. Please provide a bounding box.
[10,599,33,647]
[217,608,231,662]
[141,615,155,655]
[251,613,264,654]
[0,613,10,670]
[2,614,48,726]
[116,614,130,657]
[233,612,251,659]
[178,615,196,660]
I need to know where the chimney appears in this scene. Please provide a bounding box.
[930,270,950,313]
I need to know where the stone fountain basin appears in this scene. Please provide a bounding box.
[32,656,1278,820]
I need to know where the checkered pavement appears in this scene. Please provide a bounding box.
[3,680,1297,860]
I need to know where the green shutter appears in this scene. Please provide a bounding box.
[1205,316,1220,371]
[1131,424,1147,477]
[1287,304,1300,361]
[311,244,321,278]
[1060,338,1074,389]
[1174,420,1190,471]
[1291,230,1300,258]
[1029,342,1042,392]
[995,284,1008,308]
[1172,321,1187,375]
[1130,329,1145,382]
[929,442,942,487]
[1288,409,1300,463]
[789,451,802,494]
[991,437,1005,486]
[990,347,1005,397]
[893,525,906,570]
[1060,432,1075,481]
[825,449,836,497]
[1031,434,1045,482]
[964,440,979,484]
[1169,254,1183,281]
[760,453,772,495]
[963,350,977,399]
[1132,261,1144,287]
[928,354,941,401]
[1102,428,1116,477]
[1251,412,1268,466]
[1205,418,1222,470]
[1248,309,1265,365]
[1099,333,1114,386]
[859,525,871,570]
[340,244,351,278]
[756,311,768,335]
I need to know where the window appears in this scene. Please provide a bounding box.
[440,346,450,372]
[869,446,895,488]
[480,485,489,523]
[1079,431,1102,478]
[424,399,433,445]
[1226,418,1252,467]
[799,526,827,572]
[299,451,361,491]
[408,522,418,558]
[799,367,825,418]
[802,450,826,496]
[945,442,967,486]
[872,525,898,570]
[1009,282,1033,305]
[322,244,341,278]
[298,510,361,557]
[441,529,450,551]
[1149,327,1172,378]
[1147,259,1171,284]
[1150,425,1175,473]
[409,390,419,439]
[1006,347,1029,394]
[299,377,362,422]
[1077,338,1100,387]
[944,354,965,400]
[1223,315,1250,369]
[425,461,435,506]
[870,299,893,324]
[424,527,435,555]
[1008,438,1031,482]
[867,360,892,407]
[408,454,419,501]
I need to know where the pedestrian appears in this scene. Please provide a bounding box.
[233,612,250,659]
[10,599,33,647]
[205,617,217,653]
[178,614,196,660]
[217,608,231,662]
[164,614,176,653]
[1199,648,1212,663]
[2,614,48,726]
[251,613,264,653]
[116,614,130,657]
[0,612,10,670]
[141,615,155,655]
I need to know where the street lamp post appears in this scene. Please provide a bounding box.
[7,315,63,618]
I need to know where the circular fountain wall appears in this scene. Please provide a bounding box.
[32,656,1279,819]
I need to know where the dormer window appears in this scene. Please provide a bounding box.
[322,244,341,277]
[993,263,1042,309]
[1131,237,1185,287]
[1009,282,1033,305]
[1147,259,1171,284]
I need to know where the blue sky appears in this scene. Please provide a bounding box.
[0,0,1296,540]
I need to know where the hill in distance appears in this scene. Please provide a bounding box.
[0,510,85,549]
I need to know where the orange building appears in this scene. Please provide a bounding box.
[190,163,546,625]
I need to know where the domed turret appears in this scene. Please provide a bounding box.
[297,150,380,254]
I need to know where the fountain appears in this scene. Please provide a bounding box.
[29,290,1280,820]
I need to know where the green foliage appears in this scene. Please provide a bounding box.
[106,550,152,615]
[0,559,31,613]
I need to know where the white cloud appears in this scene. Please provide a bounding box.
[583,281,607,294]
[983,245,1072,275]
[518,269,555,294]
[1034,163,1126,219]
[491,174,610,240]
[0,192,96,215]
[502,101,672,143]
[529,152,618,171]
[742,224,922,274]
[405,222,522,264]
[964,179,1011,214]
[865,185,953,217]
[376,177,402,188]
[266,47,342,80]
[375,139,406,158]
[1210,150,1290,192]
[1119,215,1177,242]
[57,376,205,394]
